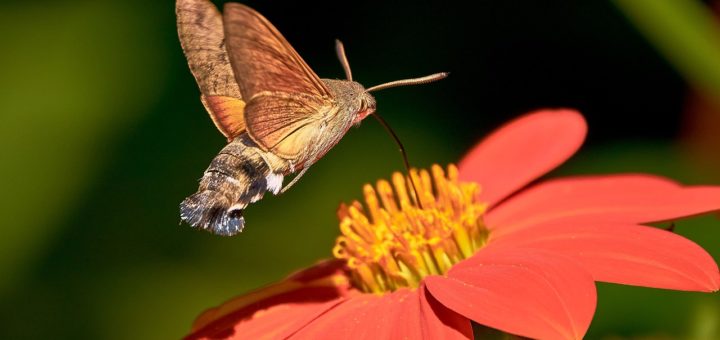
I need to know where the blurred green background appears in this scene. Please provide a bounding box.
[1,0,719,338]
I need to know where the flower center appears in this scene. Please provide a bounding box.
[332,164,489,294]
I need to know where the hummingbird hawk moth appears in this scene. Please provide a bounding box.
[176,0,447,236]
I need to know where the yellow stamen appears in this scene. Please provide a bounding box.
[333,164,488,293]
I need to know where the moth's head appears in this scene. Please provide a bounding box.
[322,79,376,124]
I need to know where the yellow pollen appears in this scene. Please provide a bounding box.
[332,164,489,294]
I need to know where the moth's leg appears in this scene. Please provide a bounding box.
[279,165,311,194]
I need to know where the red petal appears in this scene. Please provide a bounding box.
[291,288,472,339]
[419,284,474,339]
[425,248,596,340]
[490,223,720,292]
[288,293,385,339]
[186,260,354,339]
[458,110,586,207]
[186,287,348,340]
[487,174,720,237]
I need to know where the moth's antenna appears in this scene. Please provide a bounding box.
[335,39,353,81]
[366,72,448,93]
[371,113,424,209]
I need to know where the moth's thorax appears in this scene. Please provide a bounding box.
[322,79,376,124]
[289,78,374,165]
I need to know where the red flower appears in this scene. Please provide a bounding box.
[186,110,720,340]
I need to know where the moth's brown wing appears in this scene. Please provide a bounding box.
[176,0,246,139]
[222,3,332,99]
[222,4,334,155]
[244,92,333,160]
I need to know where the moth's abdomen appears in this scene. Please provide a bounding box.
[180,135,284,236]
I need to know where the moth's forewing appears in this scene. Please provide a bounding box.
[222,3,335,159]
[176,0,246,138]
[222,3,331,98]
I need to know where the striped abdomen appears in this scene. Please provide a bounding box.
[180,134,285,236]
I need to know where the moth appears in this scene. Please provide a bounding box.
[176,0,447,236]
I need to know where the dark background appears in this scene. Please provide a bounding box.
[0,0,718,338]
